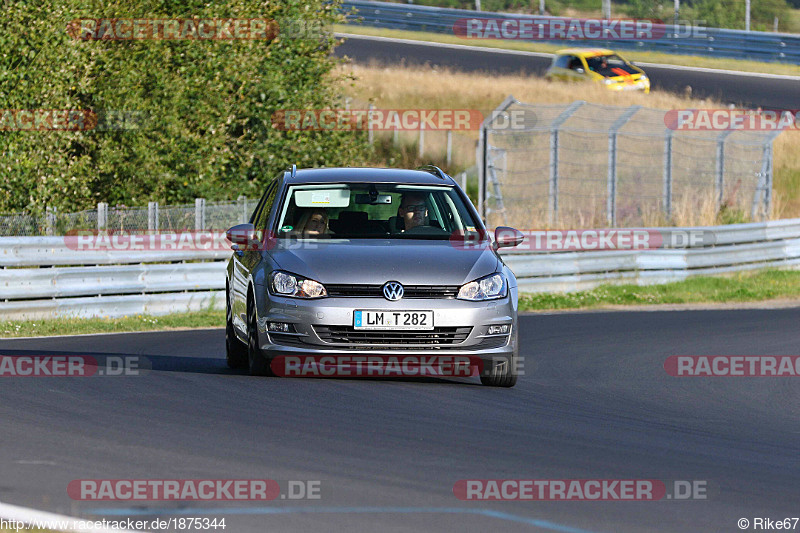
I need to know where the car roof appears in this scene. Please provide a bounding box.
[555,48,615,57]
[288,167,454,185]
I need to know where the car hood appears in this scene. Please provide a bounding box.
[269,239,499,286]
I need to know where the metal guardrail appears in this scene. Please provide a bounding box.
[2,218,800,320]
[342,0,800,64]
[501,219,800,292]
[0,236,227,320]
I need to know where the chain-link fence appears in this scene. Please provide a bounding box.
[0,197,260,236]
[479,97,784,229]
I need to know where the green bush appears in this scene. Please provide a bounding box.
[0,0,370,214]
[689,0,790,31]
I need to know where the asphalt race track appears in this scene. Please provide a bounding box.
[335,34,800,109]
[1,309,799,532]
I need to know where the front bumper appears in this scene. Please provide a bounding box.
[606,80,650,92]
[253,291,517,366]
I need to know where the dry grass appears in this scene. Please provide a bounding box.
[336,62,800,225]
[338,61,718,120]
[773,132,800,218]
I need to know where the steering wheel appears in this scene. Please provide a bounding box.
[404,225,449,235]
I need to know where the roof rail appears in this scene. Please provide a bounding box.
[417,165,449,181]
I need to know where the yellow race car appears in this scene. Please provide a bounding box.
[544,48,650,93]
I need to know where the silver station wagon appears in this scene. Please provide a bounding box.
[225,166,523,386]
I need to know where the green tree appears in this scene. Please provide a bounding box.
[690,0,790,30]
[0,0,369,213]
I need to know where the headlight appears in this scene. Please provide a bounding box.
[457,273,507,301]
[640,75,648,81]
[270,271,327,299]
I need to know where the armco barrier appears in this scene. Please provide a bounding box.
[1,219,800,320]
[341,0,800,64]
[0,234,228,321]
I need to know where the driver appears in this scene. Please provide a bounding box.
[398,193,429,232]
[294,208,330,237]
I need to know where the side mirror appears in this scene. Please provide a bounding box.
[575,67,585,74]
[494,227,525,249]
[226,223,258,249]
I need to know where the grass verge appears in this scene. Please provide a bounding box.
[519,269,800,311]
[0,309,224,338]
[336,24,800,77]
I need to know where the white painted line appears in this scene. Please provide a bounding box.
[0,500,148,533]
[336,32,800,80]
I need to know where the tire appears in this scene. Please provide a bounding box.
[247,294,273,377]
[225,287,248,369]
[480,329,518,388]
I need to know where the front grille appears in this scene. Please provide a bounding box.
[314,326,472,345]
[325,284,459,299]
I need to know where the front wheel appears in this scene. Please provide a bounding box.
[247,296,273,377]
[225,288,248,369]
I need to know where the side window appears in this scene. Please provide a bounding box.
[249,192,267,224]
[255,181,279,232]
[567,56,583,71]
[554,55,570,69]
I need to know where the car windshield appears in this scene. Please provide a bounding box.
[275,183,483,240]
[586,54,637,76]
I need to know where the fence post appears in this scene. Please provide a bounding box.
[97,202,108,231]
[607,105,641,226]
[446,130,453,166]
[148,201,159,231]
[478,127,486,221]
[663,131,674,219]
[766,143,774,218]
[45,206,55,236]
[715,130,733,206]
[238,195,248,224]
[368,103,374,145]
[195,198,206,230]
[478,95,518,224]
[753,131,782,220]
[549,101,585,226]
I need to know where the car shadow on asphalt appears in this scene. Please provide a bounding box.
[0,349,480,385]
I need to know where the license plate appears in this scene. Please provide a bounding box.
[354,310,434,330]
